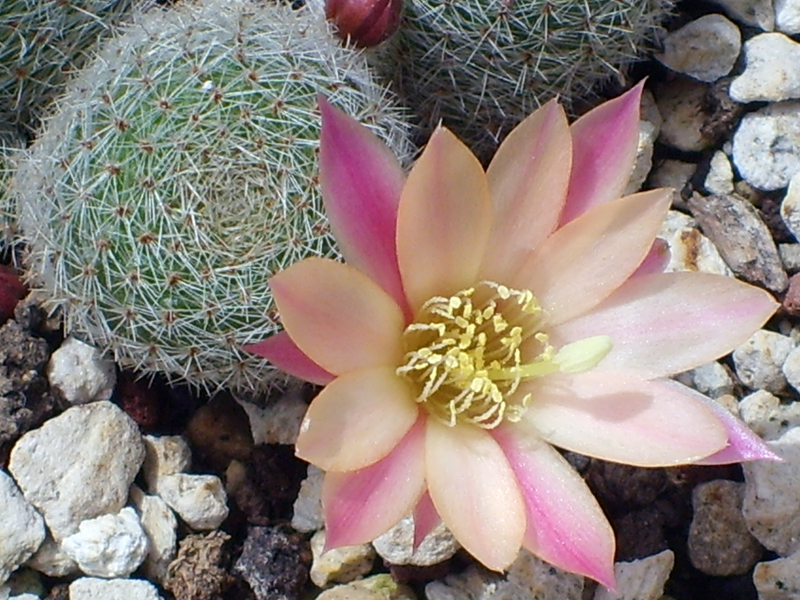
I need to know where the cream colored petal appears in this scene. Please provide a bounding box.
[514,189,672,326]
[296,367,419,472]
[425,419,525,571]
[271,258,405,375]
[480,100,572,281]
[397,127,493,311]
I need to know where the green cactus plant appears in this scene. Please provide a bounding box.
[380,0,674,160]
[0,0,142,137]
[12,0,410,392]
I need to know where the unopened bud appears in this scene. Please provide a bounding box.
[325,0,404,48]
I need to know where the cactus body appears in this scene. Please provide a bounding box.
[383,0,673,160]
[0,0,141,137]
[13,0,410,392]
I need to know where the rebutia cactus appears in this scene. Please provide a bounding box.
[12,0,410,392]
[0,0,141,137]
[381,0,674,160]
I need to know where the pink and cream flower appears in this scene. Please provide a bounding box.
[246,82,779,588]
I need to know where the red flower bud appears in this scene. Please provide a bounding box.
[325,0,403,48]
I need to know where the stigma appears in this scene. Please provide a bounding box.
[396,282,611,429]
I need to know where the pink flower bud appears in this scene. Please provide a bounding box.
[326,0,403,48]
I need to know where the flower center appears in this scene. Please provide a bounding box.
[396,282,612,429]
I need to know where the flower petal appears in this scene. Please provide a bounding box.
[241,331,333,385]
[493,422,615,588]
[681,386,782,465]
[425,419,525,571]
[525,371,728,466]
[413,491,442,549]
[480,100,572,281]
[552,272,779,379]
[515,188,672,325]
[632,238,671,277]
[396,127,493,311]
[319,98,409,313]
[323,416,426,548]
[559,81,645,224]
[271,257,405,375]
[296,367,419,472]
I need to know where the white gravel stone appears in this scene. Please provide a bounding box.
[500,550,584,600]
[317,574,415,600]
[675,361,735,399]
[776,0,800,33]
[25,536,78,578]
[68,577,163,600]
[783,345,800,395]
[739,389,800,441]
[154,473,228,530]
[593,550,674,600]
[46,337,116,405]
[730,33,800,102]
[705,151,735,195]
[656,79,715,152]
[624,120,659,195]
[129,485,177,584]
[61,507,148,578]
[754,548,800,600]
[733,102,800,191]
[743,427,800,555]
[8,401,145,541]
[310,530,375,588]
[709,0,775,29]
[142,435,192,492]
[425,566,504,600]
[292,465,325,533]
[733,329,795,393]
[659,211,733,276]
[236,384,307,445]
[781,172,800,242]
[657,15,741,82]
[373,515,460,567]
[0,471,45,585]
[780,243,800,271]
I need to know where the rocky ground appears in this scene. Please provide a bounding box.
[5,0,800,599]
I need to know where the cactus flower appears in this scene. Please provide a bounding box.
[245,83,779,588]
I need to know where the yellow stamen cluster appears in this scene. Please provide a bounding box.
[397,282,611,429]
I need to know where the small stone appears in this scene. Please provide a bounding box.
[25,536,77,578]
[733,329,795,392]
[784,273,800,315]
[163,531,231,600]
[373,516,460,567]
[155,473,229,531]
[659,211,732,276]
[733,102,800,191]
[61,507,149,578]
[675,361,735,398]
[425,565,504,600]
[501,549,585,600]
[292,465,325,533]
[648,160,696,199]
[624,120,659,196]
[656,79,715,152]
[783,345,800,394]
[310,530,375,588]
[317,574,416,600]
[68,577,163,600]
[186,396,253,471]
[730,33,800,102]
[0,471,45,584]
[233,525,310,600]
[657,15,741,82]
[593,550,674,600]
[689,193,788,292]
[142,435,192,492]
[130,485,178,583]
[8,401,145,540]
[776,0,800,33]
[705,151,735,196]
[739,389,800,440]
[780,172,800,241]
[687,480,763,576]
[708,0,774,29]
[46,337,116,405]
[754,549,800,600]
[236,384,308,445]
[780,244,800,272]
[743,427,800,555]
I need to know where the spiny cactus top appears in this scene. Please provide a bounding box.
[13,0,410,392]
[381,0,674,161]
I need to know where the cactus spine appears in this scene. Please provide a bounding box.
[13,0,410,392]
